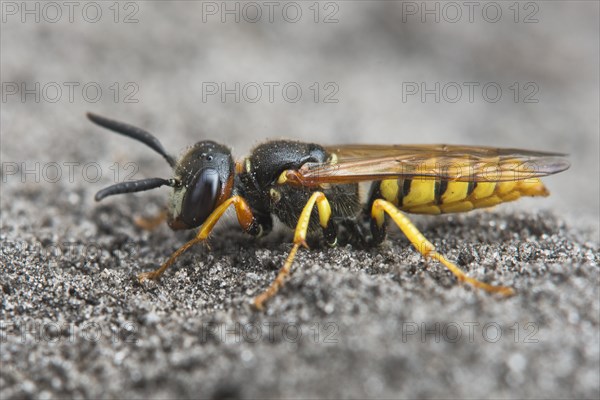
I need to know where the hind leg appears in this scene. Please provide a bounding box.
[371,199,514,296]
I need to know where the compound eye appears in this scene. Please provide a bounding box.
[181,168,221,227]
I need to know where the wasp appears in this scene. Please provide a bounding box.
[87,112,570,309]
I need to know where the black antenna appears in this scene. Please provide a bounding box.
[87,112,176,168]
[95,177,176,201]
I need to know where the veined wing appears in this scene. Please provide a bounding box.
[282,144,570,185]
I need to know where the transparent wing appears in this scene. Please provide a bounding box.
[284,144,570,185]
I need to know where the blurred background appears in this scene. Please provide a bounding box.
[2,2,599,399]
[2,1,598,222]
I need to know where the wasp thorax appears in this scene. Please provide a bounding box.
[247,140,328,188]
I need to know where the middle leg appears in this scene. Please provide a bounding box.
[253,191,335,310]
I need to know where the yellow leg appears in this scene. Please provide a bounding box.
[134,209,168,231]
[138,196,255,282]
[371,199,514,296]
[253,191,332,310]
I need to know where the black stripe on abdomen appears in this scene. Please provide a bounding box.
[435,180,448,204]
[398,178,412,207]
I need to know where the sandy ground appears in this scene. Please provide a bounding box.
[1,2,599,399]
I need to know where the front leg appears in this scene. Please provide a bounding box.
[134,209,168,231]
[138,196,259,281]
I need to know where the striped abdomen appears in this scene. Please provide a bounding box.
[376,178,550,214]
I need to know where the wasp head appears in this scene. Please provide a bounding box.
[168,141,234,230]
[87,113,234,231]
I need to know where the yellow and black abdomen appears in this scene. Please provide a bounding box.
[376,177,550,215]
